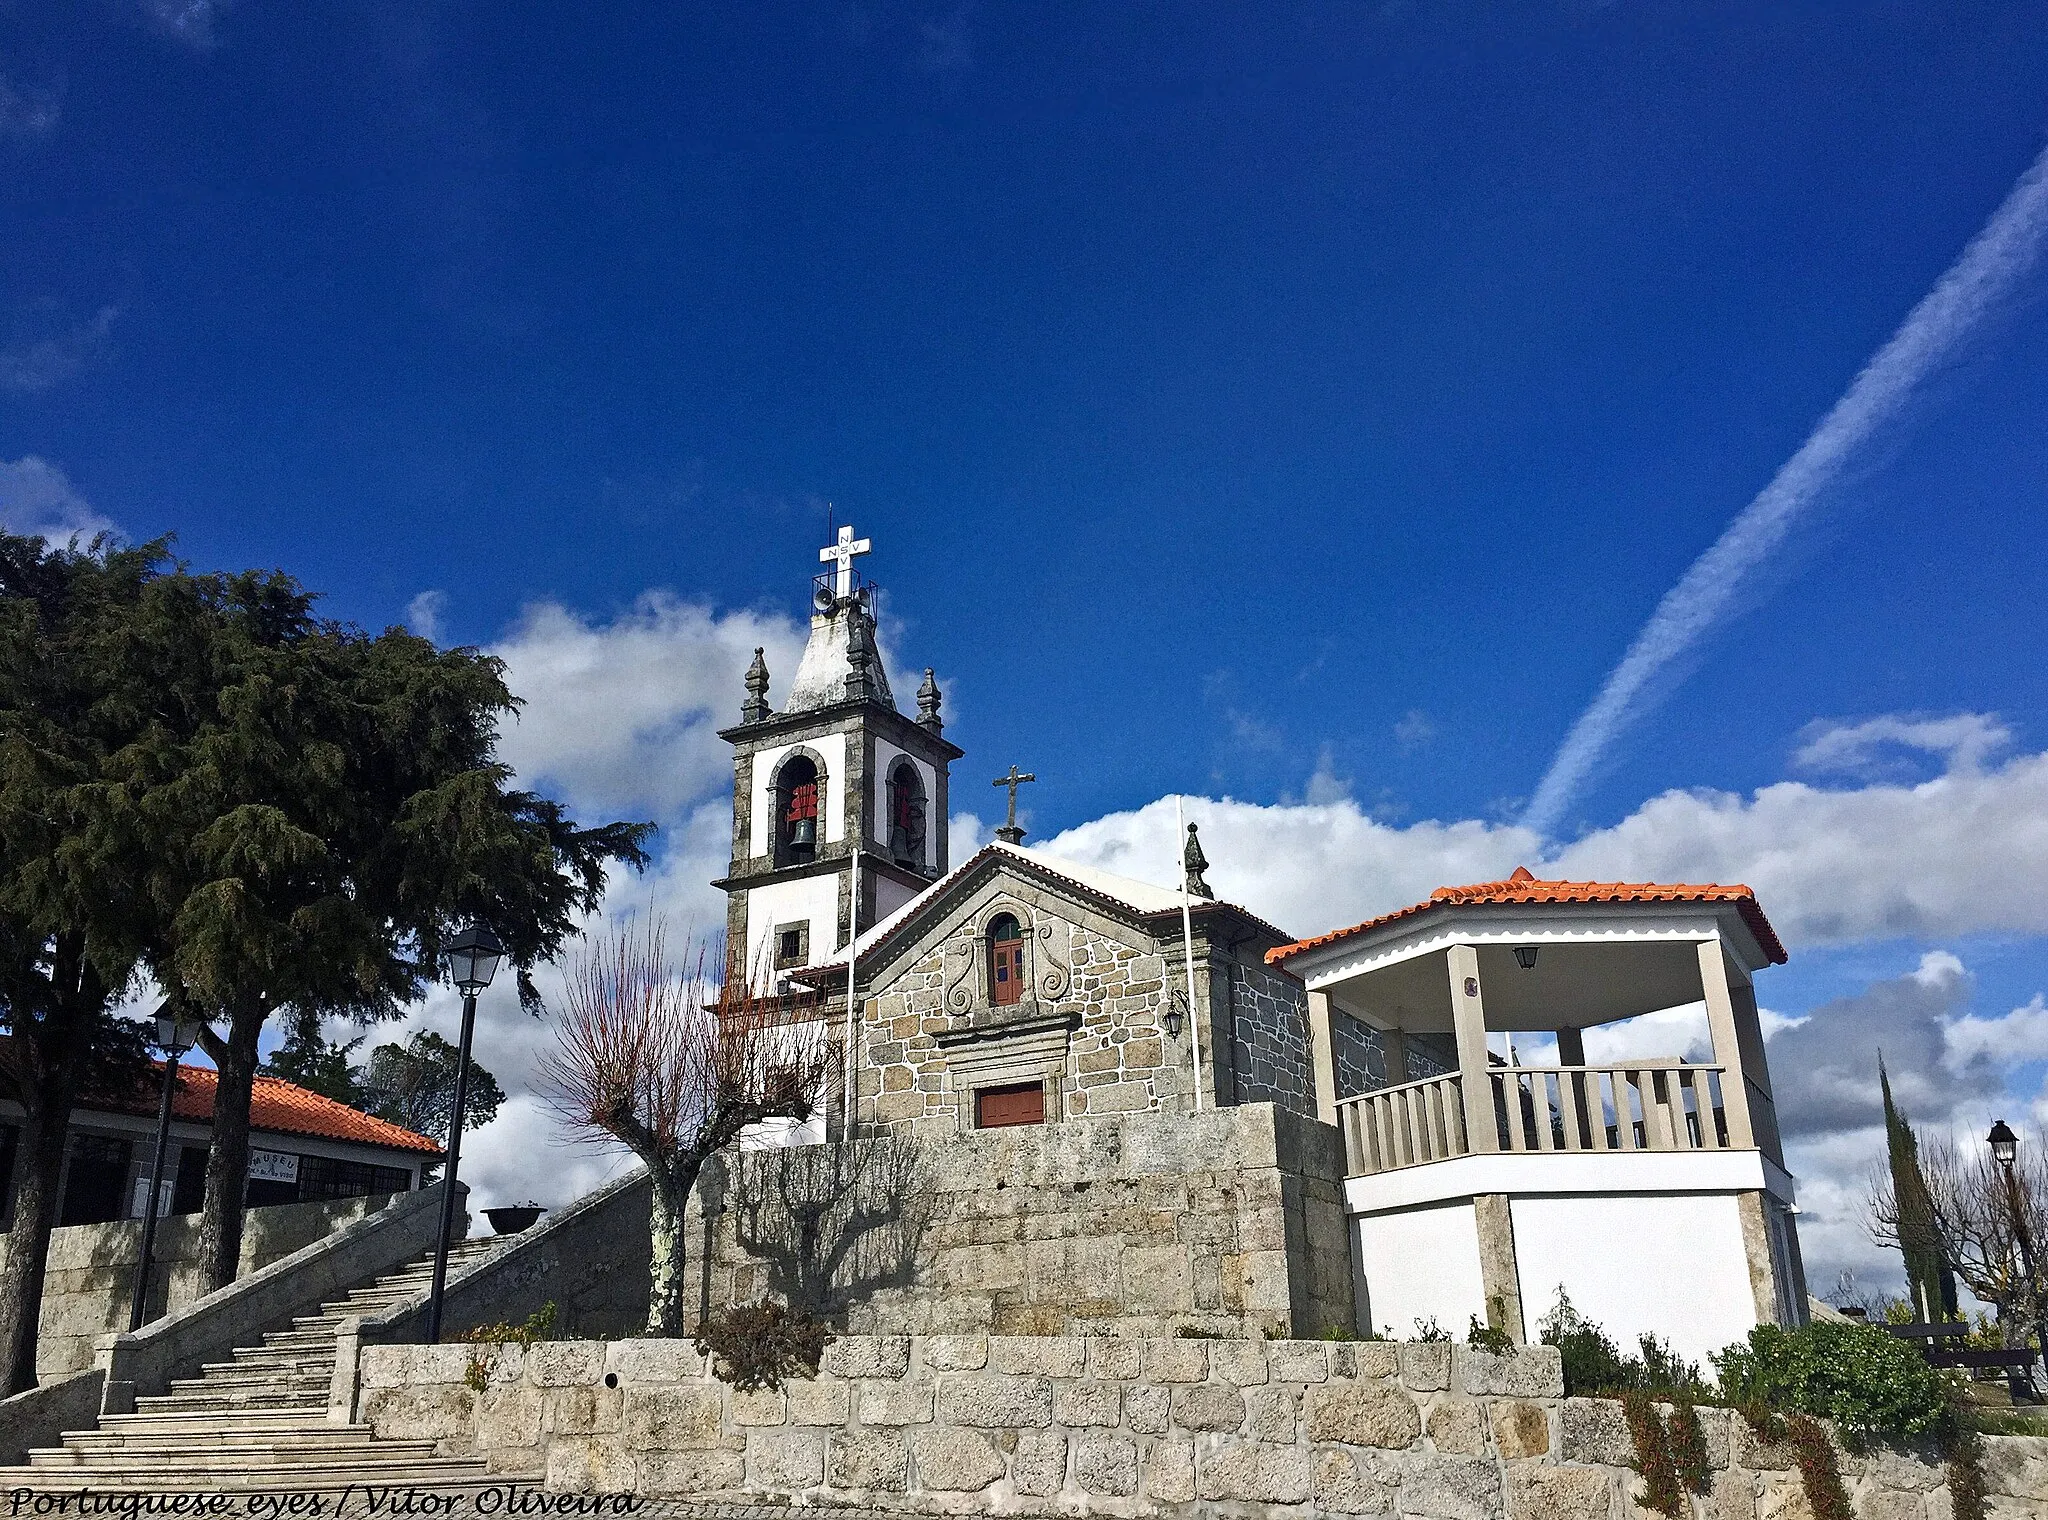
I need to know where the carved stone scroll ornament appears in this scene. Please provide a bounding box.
[1035,918,1072,1001]
[942,934,976,1015]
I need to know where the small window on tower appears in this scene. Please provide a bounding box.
[773,921,811,970]
[988,914,1025,1006]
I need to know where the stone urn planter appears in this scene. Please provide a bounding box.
[484,1203,544,1235]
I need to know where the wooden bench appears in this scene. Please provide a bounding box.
[1887,1321,2041,1401]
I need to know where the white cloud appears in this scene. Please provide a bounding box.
[1031,735,2048,953]
[1944,991,2048,1071]
[405,590,448,643]
[1794,713,2012,779]
[488,593,806,825]
[0,307,116,393]
[0,456,118,546]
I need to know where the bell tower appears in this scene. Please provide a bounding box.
[716,526,962,988]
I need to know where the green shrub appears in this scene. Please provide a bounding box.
[693,1300,833,1392]
[1536,1287,1704,1396]
[1467,1314,1514,1353]
[1711,1322,1955,1448]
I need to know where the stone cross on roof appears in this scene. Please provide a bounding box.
[993,765,1035,845]
[820,523,872,600]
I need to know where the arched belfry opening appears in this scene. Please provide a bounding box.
[887,760,927,870]
[774,754,821,868]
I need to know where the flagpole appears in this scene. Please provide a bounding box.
[1175,796,1203,1113]
[844,847,860,1139]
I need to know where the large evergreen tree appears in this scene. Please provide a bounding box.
[122,565,649,1291]
[0,532,162,1392]
[1882,1059,1958,1322]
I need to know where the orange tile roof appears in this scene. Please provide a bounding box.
[92,1061,443,1157]
[1265,865,1788,967]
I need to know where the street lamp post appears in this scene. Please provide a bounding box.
[426,925,504,1344]
[1987,1119,2047,1385]
[129,1005,205,1332]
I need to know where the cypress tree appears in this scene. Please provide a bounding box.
[1882,1058,1958,1321]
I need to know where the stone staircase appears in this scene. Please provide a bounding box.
[14,1236,507,1492]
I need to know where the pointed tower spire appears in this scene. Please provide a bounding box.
[917,668,943,733]
[741,647,771,724]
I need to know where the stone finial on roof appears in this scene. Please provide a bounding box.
[1183,822,1215,900]
[916,668,943,733]
[741,647,771,724]
[846,631,872,704]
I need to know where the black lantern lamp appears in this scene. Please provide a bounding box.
[1986,1119,2047,1398]
[426,924,504,1343]
[1512,946,1540,971]
[1163,994,1185,1040]
[444,924,505,996]
[1989,1118,2019,1169]
[129,1003,210,1330]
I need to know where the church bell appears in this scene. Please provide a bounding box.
[790,816,817,848]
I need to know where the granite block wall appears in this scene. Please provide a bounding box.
[696,1103,1353,1340]
[359,1333,2048,1518]
[2,1191,394,1379]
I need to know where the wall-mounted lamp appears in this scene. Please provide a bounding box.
[1513,946,1540,971]
[1162,996,1185,1039]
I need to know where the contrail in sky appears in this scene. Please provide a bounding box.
[1523,139,2048,840]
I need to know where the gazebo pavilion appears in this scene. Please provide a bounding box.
[1268,868,1807,1365]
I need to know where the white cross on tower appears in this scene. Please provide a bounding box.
[820,523,872,600]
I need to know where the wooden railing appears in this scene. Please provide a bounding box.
[1335,1062,1732,1177]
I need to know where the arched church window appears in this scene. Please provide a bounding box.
[887,761,927,869]
[776,755,821,867]
[988,914,1025,1007]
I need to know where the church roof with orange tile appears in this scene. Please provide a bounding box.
[1264,865,1787,967]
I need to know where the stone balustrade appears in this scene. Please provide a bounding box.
[356,1334,2048,1517]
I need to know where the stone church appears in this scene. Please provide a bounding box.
[706,530,1808,1361]
[716,527,1316,1138]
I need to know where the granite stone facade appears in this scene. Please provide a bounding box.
[359,1333,2047,1518]
[693,1104,1354,1341]
[842,854,1311,1133]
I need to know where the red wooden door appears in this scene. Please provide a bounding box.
[990,937,1025,1004]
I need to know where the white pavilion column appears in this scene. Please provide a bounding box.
[1446,944,1498,1154]
[1696,939,1757,1150]
[1308,989,1339,1125]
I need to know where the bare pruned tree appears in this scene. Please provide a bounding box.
[1869,1126,2048,1347]
[537,917,835,1335]
[726,1132,938,1321]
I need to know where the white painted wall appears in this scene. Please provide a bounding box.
[1354,1200,1486,1339]
[871,739,937,870]
[873,872,920,922]
[743,874,846,981]
[749,732,848,857]
[1510,1192,1757,1370]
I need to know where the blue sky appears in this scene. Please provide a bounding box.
[6,1,2048,1294]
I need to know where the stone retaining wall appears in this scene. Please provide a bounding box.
[6,1191,397,1379]
[357,1334,2048,1517]
[699,1104,1353,1339]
